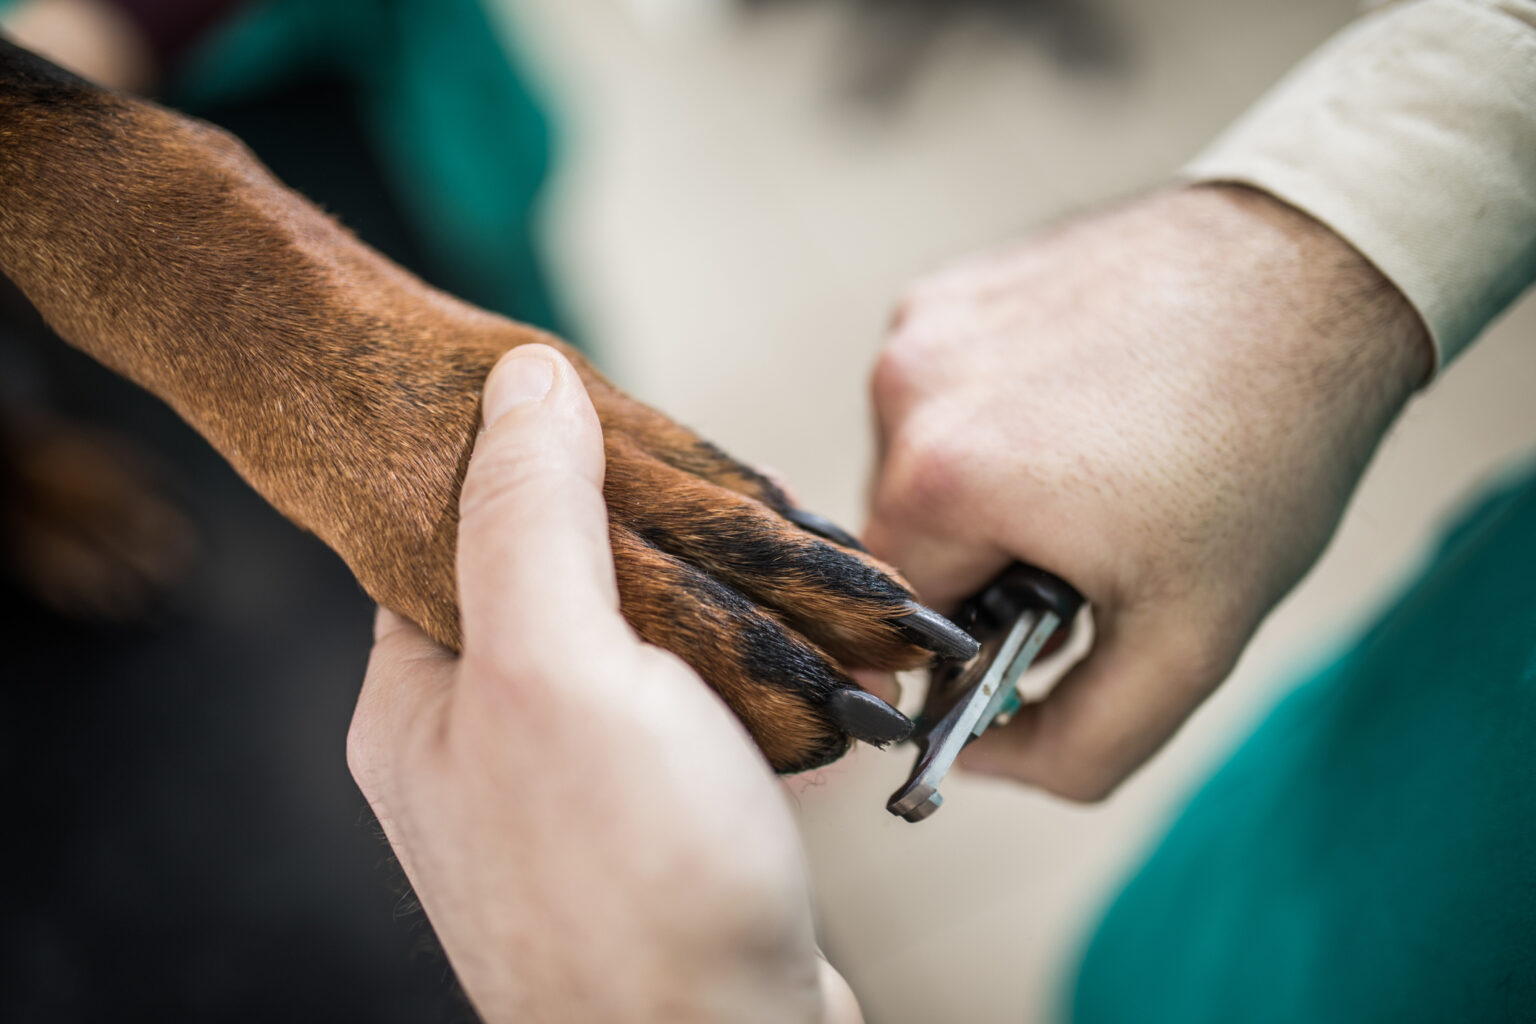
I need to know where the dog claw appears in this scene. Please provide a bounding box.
[894,602,980,662]
[784,508,870,553]
[827,688,913,746]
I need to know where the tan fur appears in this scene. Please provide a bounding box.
[0,41,936,772]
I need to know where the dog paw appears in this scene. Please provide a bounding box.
[0,48,967,772]
[366,340,975,774]
[592,390,975,773]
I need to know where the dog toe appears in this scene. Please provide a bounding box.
[610,526,891,773]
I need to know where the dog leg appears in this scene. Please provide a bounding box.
[0,39,969,771]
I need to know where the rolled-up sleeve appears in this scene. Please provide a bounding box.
[1184,0,1536,372]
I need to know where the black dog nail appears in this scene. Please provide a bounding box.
[784,508,870,553]
[894,602,981,661]
[828,688,914,746]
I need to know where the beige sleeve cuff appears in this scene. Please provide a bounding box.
[1183,0,1536,371]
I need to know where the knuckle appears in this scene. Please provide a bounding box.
[874,310,949,411]
[1017,726,1127,802]
[1041,764,1125,804]
[885,279,941,334]
[344,713,385,798]
[900,271,949,310]
[1023,709,1136,804]
[343,718,367,779]
[1144,616,1244,699]
[881,310,937,360]
[871,337,921,412]
[875,419,972,524]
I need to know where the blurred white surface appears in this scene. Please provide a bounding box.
[496,1,1536,1019]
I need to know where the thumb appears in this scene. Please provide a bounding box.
[456,344,622,672]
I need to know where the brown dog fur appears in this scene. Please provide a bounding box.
[0,39,954,772]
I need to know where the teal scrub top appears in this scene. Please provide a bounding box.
[1071,462,1536,1022]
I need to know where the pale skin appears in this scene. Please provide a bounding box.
[347,345,862,1024]
[351,184,1430,1019]
[866,183,1430,799]
[0,0,157,92]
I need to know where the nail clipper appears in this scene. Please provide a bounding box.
[887,563,1084,822]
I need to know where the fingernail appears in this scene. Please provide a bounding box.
[484,350,556,426]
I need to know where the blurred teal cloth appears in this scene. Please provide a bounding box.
[1071,462,1536,1022]
[171,0,563,331]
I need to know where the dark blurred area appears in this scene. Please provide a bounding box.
[0,0,546,1018]
[742,0,1125,103]
[0,316,466,1023]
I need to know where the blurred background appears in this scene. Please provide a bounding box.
[2,0,1533,1021]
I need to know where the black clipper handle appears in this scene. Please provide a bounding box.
[964,563,1085,641]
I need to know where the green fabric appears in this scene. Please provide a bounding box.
[171,0,563,331]
[1071,462,1536,1022]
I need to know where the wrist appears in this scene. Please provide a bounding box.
[448,929,823,1024]
[444,881,825,1024]
[1059,182,1433,613]
[1177,182,1432,403]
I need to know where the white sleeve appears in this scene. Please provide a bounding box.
[1183,0,1536,372]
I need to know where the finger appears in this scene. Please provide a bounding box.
[956,609,1228,801]
[861,512,1009,614]
[348,608,454,794]
[862,422,1013,611]
[817,955,866,1024]
[457,344,626,672]
[849,668,900,706]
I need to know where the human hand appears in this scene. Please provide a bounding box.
[866,185,1431,800]
[1,0,157,92]
[346,345,860,1024]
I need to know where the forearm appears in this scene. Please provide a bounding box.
[440,923,826,1024]
[1176,182,1431,401]
[1,0,157,90]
